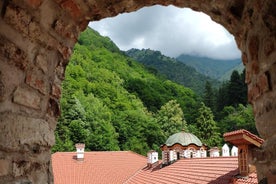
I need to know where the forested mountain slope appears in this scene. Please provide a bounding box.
[219,63,244,81]
[176,54,241,80]
[53,28,203,155]
[53,28,256,156]
[125,48,219,95]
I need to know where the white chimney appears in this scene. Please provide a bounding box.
[231,146,238,156]
[75,143,85,161]
[222,144,230,156]
[209,147,220,157]
[147,150,158,168]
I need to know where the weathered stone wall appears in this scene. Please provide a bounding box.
[0,0,275,183]
[0,0,79,183]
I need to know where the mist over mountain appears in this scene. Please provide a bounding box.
[176,54,242,80]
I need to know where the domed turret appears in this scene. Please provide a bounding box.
[165,131,203,147]
[161,130,207,165]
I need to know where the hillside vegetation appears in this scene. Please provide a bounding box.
[126,48,219,95]
[53,28,257,156]
[177,54,241,80]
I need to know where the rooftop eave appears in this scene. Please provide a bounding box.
[223,129,264,148]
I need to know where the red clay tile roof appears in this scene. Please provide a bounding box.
[125,157,246,184]
[52,151,258,184]
[52,151,146,184]
[234,172,258,184]
[223,129,264,147]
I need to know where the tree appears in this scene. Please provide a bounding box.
[62,96,86,124]
[216,81,229,114]
[203,81,215,112]
[68,120,88,144]
[240,69,248,104]
[195,102,221,147]
[218,104,257,135]
[81,93,120,151]
[228,70,245,107]
[156,100,185,138]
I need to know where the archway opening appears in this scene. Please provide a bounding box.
[0,0,275,183]
[53,5,256,154]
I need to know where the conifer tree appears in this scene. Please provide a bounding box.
[195,102,221,147]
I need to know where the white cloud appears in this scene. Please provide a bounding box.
[89,5,241,60]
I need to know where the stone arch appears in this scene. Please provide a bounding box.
[0,0,275,183]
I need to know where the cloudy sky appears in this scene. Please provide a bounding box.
[89,5,241,60]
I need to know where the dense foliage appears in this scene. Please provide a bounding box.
[53,28,203,154]
[126,48,219,95]
[53,28,257,155]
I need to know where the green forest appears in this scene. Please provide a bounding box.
[52,28,257,156]
[126,48,219,96]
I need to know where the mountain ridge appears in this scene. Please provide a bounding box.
[176,54,242,80]
[125,48,220,96]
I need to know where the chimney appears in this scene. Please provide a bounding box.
[209,147,220,157]
[75,143,85,161]
[223,129,264,177]
[222,144,230,157]
[147,150,158,168]
[231,146,238,156]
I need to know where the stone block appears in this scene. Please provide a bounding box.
[26,0,43,9]
[0,79,4,102]
[35,54,48,74]
[4,5,31,36]
[52,19,78,41]
[13,87,41,110]
[57,45,72,60]
[55,64,65,80]
[61,0,82,19]
[12,161,29,177]
[258,73,269,94]
[47,97,61,118]
[255,98,276,138]
[0,159,10,176]
[26,69,48,95]
[0,113,55,151]
[248,35,259,61]
[0,36,28,70]
[263,37,274,57]
[248,83,260,102]
[51,83,61,99]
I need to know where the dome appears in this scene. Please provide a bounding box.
[165,131,202,147]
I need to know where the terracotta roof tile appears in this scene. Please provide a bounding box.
[52,151,258,184]
[234,172,258,184]
[52,151,146,184]
[125,157,242,184]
